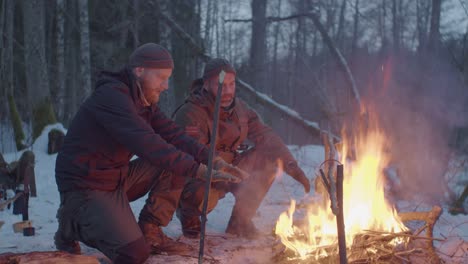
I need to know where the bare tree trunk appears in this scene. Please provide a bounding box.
[204,0,212,53]
[4,0,25,150]
[22,0,56,140]
[416,0,430,53]
[271,0,282,99]
[308,11,361,107]
[336,0,347,49]
[0,0,7,121]
[213,0,220,56]
[250,0,268,94]
[392,0,400,52]
[132,0,140,48]
[78,0,92,102]
[56,0,66,121]
[351,0,360,54]
[380,0,389,53]
[169,0,201,108]
[428,0,442,52]
[64,0,79,125]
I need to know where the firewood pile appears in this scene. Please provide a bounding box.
[272,206,443,264]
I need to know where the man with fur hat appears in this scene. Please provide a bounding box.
[171,58,311,239]
[54,44,247,263]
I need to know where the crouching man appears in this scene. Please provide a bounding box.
[171,58,311,239]
[54,44,246,264]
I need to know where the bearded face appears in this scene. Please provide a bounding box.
[134,67,172,105]
[206,72,236,108]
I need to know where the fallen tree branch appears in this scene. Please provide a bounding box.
[151,1,340,142]
[0,192,23,211]
[227,12,361,108]
[398,206,443,261]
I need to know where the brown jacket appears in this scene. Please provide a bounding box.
[173,79,296,166]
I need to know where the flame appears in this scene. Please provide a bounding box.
[275,112,408,259]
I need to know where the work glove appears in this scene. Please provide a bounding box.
[196,163,241,183]
[285,161,311,193]
[213,156,250,180]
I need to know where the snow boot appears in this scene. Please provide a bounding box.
[139,221,193,255]
[225,216,260,239]
[54,231,81,254]
[176,208,201,239]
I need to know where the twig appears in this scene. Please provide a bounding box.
[0,192,23,211]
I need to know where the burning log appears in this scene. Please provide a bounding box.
[397,206,443,263]
[273,206,444,264]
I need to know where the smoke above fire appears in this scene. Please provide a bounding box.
[364,54,468,202]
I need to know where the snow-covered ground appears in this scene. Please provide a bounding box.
[0,124,467,263]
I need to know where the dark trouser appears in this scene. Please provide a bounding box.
[178,148,278,226]
[56,158,185,263]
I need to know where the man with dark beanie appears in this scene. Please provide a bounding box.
[170,58,311,239]
[54,44,247,263]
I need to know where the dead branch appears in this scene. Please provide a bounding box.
[227,12,362,108]
[398,206,443,261]
[0,192,23,211]
[151,1,340,142]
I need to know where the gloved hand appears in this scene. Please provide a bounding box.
[213,156,250,180]
[196,163,241,183]
[285,161,311,193]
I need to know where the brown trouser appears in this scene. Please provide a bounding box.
[56,158,186,262]
[178,148,278,224]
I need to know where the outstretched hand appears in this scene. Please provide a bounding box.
[196,163,242,183]
[213,156,250,180]
[285,161,311,193]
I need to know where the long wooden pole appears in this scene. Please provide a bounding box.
[336,164,347,264]
[198,71,225,264]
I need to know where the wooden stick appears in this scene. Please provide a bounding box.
[336,164,347,264]
[0,192,23,211]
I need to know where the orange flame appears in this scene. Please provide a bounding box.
[275,111,407,259]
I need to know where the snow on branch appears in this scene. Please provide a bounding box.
[152,1,340,141]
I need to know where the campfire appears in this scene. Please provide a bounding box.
[274,111,442,263]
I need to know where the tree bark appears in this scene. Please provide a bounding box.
[336,0,347,49]
[78,0,92,102]
[56,0,66,121]
[428,0,442,52]
[308,11,361,107]
[132,0,140,48]
[153,3,339,141]
[392,0,400,52]
[250,0,268,94]
[22,0,56,140]
[351,0,360,54]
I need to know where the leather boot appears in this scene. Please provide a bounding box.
[139,221,193,255]
[225,215,260,239]
[176,208,201,239]
[54,204,81,254]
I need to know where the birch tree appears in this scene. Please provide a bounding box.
[22,0,56,140]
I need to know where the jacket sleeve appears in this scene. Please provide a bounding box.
[243,101,296,165]
[86,85,203,178]
[172,103,210,146]
[151,106,209,164]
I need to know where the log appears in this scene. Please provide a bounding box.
[398,206,442,262]
[150,0,340,142]
[0,251,99,264]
